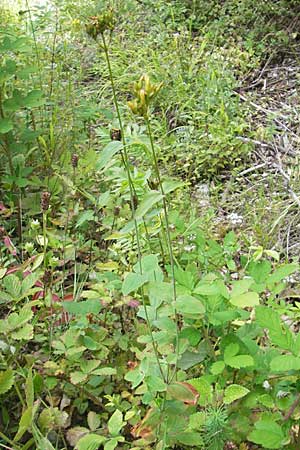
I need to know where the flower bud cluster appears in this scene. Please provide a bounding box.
[128,74,163,119]
[86,11,115,39]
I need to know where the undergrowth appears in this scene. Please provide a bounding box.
[1,1,300,449]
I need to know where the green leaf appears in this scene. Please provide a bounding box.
[76,433,106,450]
[108,409,124,436]
[76,210,95,228]
[134,191,163,219]
[224,384,249,404]
[210,360,225,375]
[188,377,212,406]
[87,412,101,432]
[80,360,100,374]
[148,282,173,309]
[224,343,254,368]
[225,354,254,369]
[134,254,164,282]
[96,141,123,171]
[122,272,147,295]
[25,367,34,408]
[175,295,205,315]
[178,349,207,370]
[145,375,166,393]
[0,369,14,395]
[92,367,117,376]
[104,437,121,450]
[230,291,259,308]
[3,274,21,298]
[176,431,204,446]
[248,414,285,449]
[167,382,199,405]
[62,299,101,315]
[248,260,272,283]
[22,90,45,108]
[0,118,13,133]
[270,355,300,372]
[267,263,298,285]
[162,179,184,194]
[70,372,88,384]
[231,279,253,296]
[11,324,34,340]
[256,306,295,353]
[14,407,33,442]
[224,343,239,358]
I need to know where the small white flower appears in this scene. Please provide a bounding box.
[228,212,243,226]
[30,219,40,230]
[196,183,210,196]
[198,199,210,208]
[263,380,271,390]
[24,242,34,253]
[184,244,196,253]
[277,390,289,398]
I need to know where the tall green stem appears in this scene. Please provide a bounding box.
[100,32,166,382]
[145,117,180,382]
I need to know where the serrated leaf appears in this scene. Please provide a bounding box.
[248,415,285,449]
[11,324,34,340]
[270,355,300,372]
[256,306,295,353]
[224,384,249,404]
[225,354,254,369]
[3,274,21,298]
[230,291,259,308]
[70,371,88,384]
[0,369,14,395]
[176,431,204,446]
[92,367,117,376]
[80,360,100,374]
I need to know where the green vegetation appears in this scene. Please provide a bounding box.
[1,0,300,449]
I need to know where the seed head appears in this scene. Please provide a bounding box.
[85,10,115,39]
[110,128,122,141]
[114,206,121,217]
[0,226,5,238]
[71,153,79,168]
[41,191,51,212]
